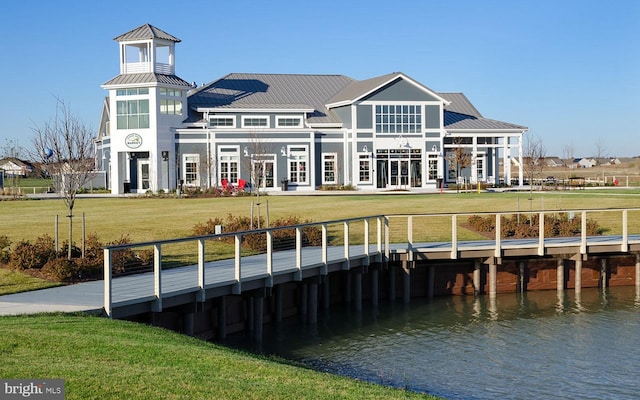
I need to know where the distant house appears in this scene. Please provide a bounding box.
[0,157,34,177]
[575,158,595,168]
[545,157,564,167]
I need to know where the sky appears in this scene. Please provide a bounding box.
[1,0,638,158]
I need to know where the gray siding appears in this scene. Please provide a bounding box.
[357,104,372,129]
[365,79,440,102]
[333,106,351,128]
[426,105,441,129]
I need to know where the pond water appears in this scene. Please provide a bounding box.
[226,286,640,399]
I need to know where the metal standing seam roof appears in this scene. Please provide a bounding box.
[440,92,527,131]
[102,73,193,87]
[113,23,181,42]
[188,73,356,124]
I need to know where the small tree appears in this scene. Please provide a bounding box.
[523,132,546,199]
[242,132,270,228]
[446,138,471,193]
[30,98,95,259]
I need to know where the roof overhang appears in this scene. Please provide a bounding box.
[195,107,315,113]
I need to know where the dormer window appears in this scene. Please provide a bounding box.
[242,116,269,128]
[277,117,302,128]
[209,117,235,128]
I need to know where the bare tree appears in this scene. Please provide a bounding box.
[242,132,270,228]
[1,138,25,159]
[593,137,608,185]
[30,98,95,259]
[562,143,574,182]
[446,138,471,193]
[523,132,546,198]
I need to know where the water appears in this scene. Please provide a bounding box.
[227,287,640,399]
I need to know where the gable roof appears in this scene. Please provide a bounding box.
[188,73,355,125]
[326,72,449,108]
[114,23,181,42]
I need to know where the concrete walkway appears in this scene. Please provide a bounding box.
[0,281,104,316]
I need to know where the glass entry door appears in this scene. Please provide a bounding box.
[138,161,150,191]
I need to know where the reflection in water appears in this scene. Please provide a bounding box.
[226,287,640,400]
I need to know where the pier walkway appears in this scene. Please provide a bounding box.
[2,209,640,317]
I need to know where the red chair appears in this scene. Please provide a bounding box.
[221,178,229,190]
[237,179,247,191]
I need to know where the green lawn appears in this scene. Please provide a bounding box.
[0,314,437,400]
[0,268,59,295]
[3,190,640,245]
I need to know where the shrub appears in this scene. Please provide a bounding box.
[42,257,78,282]
[9,235,56,270]
[0,235,11,264]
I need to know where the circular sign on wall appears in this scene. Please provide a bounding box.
[125,133,143,149]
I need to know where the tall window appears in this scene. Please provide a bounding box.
[116,99,149,129]
[288,146,308,184]
[375,104,422,134]
[218,147,239,184]
[116,88,150,129]
[183,154,200,186]
[358,154,371,183]
[428,154,439,181]
[322,153,337,184]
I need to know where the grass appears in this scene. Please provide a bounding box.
[0,268,60,295]
[0,314,438,400]
[3,190,640,245]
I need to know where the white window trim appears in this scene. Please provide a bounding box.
[276,115,303,128]
[322,153,337,185]
[357,152,372,184]
[209,116,236,129]
[287,145,309,185]
[241,115,270,129]
[182,153,200,187]
[217,146,240,184]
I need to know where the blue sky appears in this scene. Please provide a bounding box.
[1,0,638,157]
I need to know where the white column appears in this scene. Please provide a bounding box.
[518,133,524,187]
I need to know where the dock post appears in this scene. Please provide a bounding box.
[299,282,308,318]
[389,265,396,301]
[274,284,283,322]
[489,262,497,298]
[473,261,481,296]
[354,271,362,311]
[182,312,194,337]
[217,296,226,340]
[308,280,318,324]
[635,253,640,289]
[574,256,583,294]
[344,272,352,304]
[322,277,330,310]
[427,265,435,299]
[371,267,379,306]
[253,290,264,342]
[600,258,608,289]
[557,258,565,292]
[402,260,411,304]
[517,261,524,293]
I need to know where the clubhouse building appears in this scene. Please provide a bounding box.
[96,24,528,194]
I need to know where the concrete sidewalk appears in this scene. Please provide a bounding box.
[0,281,104,316]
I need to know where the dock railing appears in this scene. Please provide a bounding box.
[103,215,386,317]
[385,208,640,260]
[104,208,640,317]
